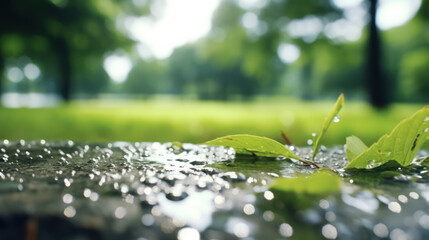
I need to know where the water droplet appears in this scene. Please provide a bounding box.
[333,115,340,123]
[142,214,155,226]
[322,224,338,239]
[214,195,225,208]
[312,132,316,137]
[264,191,274,200]
[177,227,200,240]
[64,206,76,218]
[243,203,255,215]
[325,211,336,222]
[419,215,429,229]
[307,139,313,145]
[62,193,74,204]
[64,178,72,187]
[262,211,275,222]
[233,222,249,238]
[151,206,162,216]
[279,223,293,237]
[120,184,129,193]
[89,192,99,201]
[366,160,377,169]
[114,206,127,219]
[319,199,330,209]
[390,228,409,240]
[409,192,419,199]
[388,202,402,213]
[398,195,408,203]
[83,188,91,198]
[373,223,389,238]
[172,218,186,228]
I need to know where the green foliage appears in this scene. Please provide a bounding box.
[312,93,344,160]
[205,134,304,161]
[270,170,340,195]
[0,99,426,147]
[399,50,429,101]
[345,136,368,161]
[346,106,429,169]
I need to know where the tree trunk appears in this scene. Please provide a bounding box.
[54,37,72,102]
[367,0,389,108]
[0,47,4,102]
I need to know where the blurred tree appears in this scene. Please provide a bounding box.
[0,0,131,101]
[124,59,168,96]
[201,0,344,100]
[168,45,202,95]
[201,0,412,106]
[367,0,389,108]
[170,41,260,100]
[383,0,429,103]
[399,50,429,102]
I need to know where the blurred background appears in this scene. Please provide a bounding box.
[0,0,428,146]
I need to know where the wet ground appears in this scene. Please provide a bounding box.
[0,139,428,240]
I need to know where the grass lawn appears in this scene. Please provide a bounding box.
[0,98,427,148]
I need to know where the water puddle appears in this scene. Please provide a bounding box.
[0,140,428,239]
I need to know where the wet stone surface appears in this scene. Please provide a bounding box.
[0,139,429,240]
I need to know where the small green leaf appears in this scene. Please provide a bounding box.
[345,136,368,161]
[205,134,303,161]
[312,93,344,160]
[346,106,429,169]
[269,170,341,195]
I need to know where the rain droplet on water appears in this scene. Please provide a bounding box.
[409,192,419,200]
[264,191,274,200]
[64,206,76,218]
[233,222,249,238]
[142,214,155,226]
[279,223,293,237]
[373,223,389,238]
[177,227,200,240]
[114,206,127,219]
[62,194,74,204]
[321,224,338,239]
[262,211,275,222]
[243,203,255,215]
[388,202,402,213]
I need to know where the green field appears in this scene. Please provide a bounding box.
[0,98,427,148]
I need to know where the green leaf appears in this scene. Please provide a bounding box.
[269,170,341,195]
[345,136,368,161]
[205,134,304,161]
[312,93,344,160]
[346,106,429,169]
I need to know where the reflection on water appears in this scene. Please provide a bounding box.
[0,140,428,239]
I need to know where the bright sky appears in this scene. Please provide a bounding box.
[126,0,221,60]
[105,0,220,83]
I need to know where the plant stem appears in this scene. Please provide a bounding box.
[280,130,294,145]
